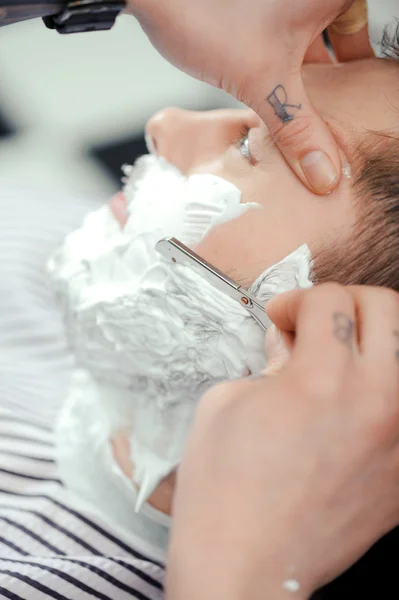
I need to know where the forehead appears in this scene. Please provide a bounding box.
[303,59,399,136]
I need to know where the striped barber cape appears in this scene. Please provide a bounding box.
[0,409,164,600]
[0,182,165,599]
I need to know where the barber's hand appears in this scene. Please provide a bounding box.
[305,0,374,63]
[128,0,365,195]
[166,284,399,600]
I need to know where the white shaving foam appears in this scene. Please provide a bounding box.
[49,155,312,517]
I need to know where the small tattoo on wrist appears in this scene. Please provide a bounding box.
[333,312,354,348]
[267,85,302,124]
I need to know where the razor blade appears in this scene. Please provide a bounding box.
[155,237,270,331]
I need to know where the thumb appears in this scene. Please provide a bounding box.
[255,70,341,195]
[265,289,307,335]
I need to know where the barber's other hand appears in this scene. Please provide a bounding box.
[127,0,362,195]
[166,284,399,600]
[305,0,374,63]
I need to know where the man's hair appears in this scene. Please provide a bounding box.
[313,25,399,292]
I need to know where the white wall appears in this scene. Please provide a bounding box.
[0,15,239,198]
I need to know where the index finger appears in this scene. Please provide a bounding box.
[266,288,307,335]
[266,288,355,337]
[328,0,374,62]
[266,284,357,378]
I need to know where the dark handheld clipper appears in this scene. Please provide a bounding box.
[0,0,125,33]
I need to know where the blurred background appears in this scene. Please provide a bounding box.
[0,5,389,204]
[0,15,239,202]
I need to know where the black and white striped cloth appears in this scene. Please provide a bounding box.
[0,182,165,599]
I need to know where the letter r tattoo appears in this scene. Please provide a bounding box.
[267,85,302,124]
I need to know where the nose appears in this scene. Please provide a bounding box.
[146,107,259,174]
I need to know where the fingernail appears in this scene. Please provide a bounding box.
[300,150,338,194]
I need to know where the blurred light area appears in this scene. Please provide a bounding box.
[367,0,399,54]
[0,15,239,197]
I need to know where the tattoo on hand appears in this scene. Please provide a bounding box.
[394,330,399,362]
[333,312,354,348]
[267,85,302,124]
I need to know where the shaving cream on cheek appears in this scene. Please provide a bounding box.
[49,155,313,521]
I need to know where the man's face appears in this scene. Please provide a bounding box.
[112,58,398,286]
[103,57,399,515]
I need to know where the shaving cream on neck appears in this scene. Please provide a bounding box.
[49,156,312,521]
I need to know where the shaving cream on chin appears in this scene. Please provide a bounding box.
[48,155,313,529]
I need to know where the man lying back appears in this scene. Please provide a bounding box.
[0,53,398,597]
[51,55,399,542]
